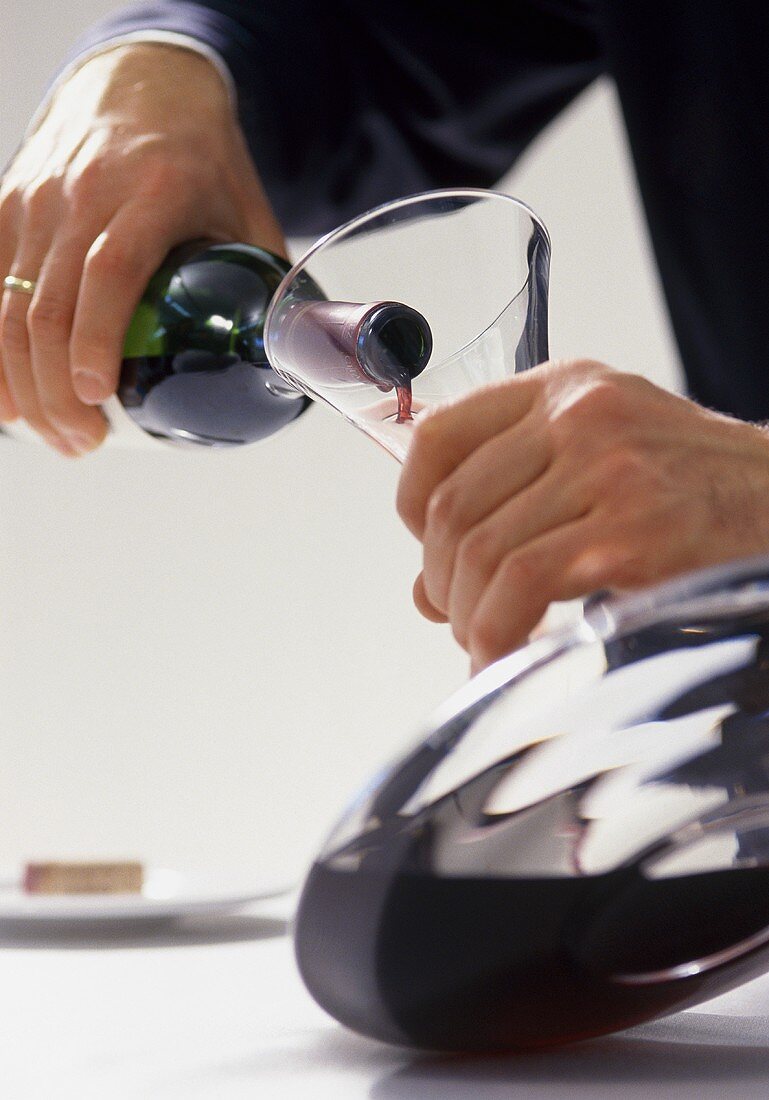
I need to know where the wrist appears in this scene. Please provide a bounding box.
[720,417,769,554]
[30,41,234,138]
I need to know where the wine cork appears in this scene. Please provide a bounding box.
[23,861,144,895]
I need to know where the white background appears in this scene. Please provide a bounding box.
[0,2,681,886]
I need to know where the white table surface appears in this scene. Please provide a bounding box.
[4,896,769,1100]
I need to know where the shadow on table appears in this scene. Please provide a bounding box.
[370,1013,769,1097]
[0,913,289,950]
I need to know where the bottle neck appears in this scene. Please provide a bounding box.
[269,299,433,393]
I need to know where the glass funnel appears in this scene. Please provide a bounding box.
[265,189,550,462]
[295,554,769,1050]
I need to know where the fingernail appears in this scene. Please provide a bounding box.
[73,370,109,404]
[67,431,100,455]
[48,435,79,458]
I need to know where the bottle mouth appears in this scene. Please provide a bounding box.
[357,303,433,388]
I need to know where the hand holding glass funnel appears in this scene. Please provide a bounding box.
[264,188,550,462]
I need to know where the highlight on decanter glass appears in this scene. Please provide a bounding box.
[265,188,550,462]
[295,554,769,1050]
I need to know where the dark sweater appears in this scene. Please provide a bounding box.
[59,1,769,420]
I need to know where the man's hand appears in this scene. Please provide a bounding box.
[397,359,769,672]
[0,42,286,455]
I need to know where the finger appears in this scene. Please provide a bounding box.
[0,352,19,421]
[467,514,606,671]
[0,190,21,421]
[447,462,589,648]
[1,283,75,453]
[28,227,110,452]
[70,196,235,405]
[397,372,545,539]
[412,572,449,623]
[1,227,79,454]
[421,415,552,613]
[0,357,18,422]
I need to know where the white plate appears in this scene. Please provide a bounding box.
[0,867,293,923]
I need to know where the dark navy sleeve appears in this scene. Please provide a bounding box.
[59,1,605,236]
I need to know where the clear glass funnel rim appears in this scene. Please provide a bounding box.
[263,187,551,368]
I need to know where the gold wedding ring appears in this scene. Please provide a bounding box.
[3,275,37,295]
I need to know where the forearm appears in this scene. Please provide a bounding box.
[26,32,236,141]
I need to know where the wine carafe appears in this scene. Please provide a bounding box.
[294,555,769,1051]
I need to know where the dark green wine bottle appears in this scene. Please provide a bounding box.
[119,240,310,447]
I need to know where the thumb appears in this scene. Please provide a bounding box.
[413,571,449,624]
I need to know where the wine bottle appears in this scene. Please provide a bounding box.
[0,238,433,449]
[267,298,432,426]
[268,298,432,391]
[120,239,434,446]
[118,240,311,447]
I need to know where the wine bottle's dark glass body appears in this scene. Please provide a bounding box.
[119,241,310,447]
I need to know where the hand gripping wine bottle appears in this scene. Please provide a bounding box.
[0,239,433,450]
[0,240,307,449]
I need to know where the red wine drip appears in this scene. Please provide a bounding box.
[395,384,413,423]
